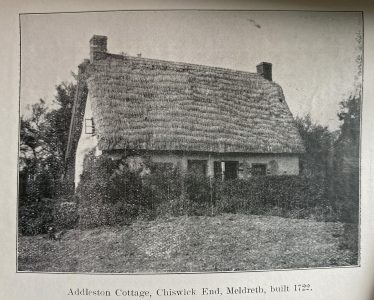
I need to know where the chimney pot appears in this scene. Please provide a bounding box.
[256,62,272,81]
[90,35,107,61]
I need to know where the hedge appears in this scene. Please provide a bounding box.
[212,175,336,221]
[73,152,352,229]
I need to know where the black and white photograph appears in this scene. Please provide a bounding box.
[18,10,362,273]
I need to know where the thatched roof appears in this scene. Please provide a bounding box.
[81,54,304,154]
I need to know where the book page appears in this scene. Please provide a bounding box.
[1,1,373,300]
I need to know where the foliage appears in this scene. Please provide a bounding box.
[75,144,358,225]
[295,94,360,224]
[53,198,78,230]
[143,162,184,216]
[76,153,154,229]
[294,114,336,177]
[330,95,360,223]
[213,176,338,221]
[18,198,54,235]
[19,82,76,235]
[184,172,214,215]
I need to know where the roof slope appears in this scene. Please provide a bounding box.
[85,55,305,153]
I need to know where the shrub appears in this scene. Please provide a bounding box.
[339,223,359,264]
[75,151,345,226]
[18,198,54,235]
[53,197,78,230]
[184,172,215,215]
[142,164,214,217]
[76,153,153,229]
[330,171,359,223]
[213,175,331,220]
[144,162,183,215]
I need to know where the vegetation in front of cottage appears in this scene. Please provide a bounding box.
[72,150,355,231]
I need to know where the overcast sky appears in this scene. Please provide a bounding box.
[20,10,362,130]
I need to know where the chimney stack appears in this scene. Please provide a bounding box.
[256,62,272,81]
[90,35,107,62]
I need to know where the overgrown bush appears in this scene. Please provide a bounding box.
[184,172,214,215]
[330,170,359,223]
[213,175,332,219]
[76,153,154,229]
[147,170,215,216]
[75,150,350,227]
[18,198,54,235]
[144,162,183,215]
[53,197,78,230]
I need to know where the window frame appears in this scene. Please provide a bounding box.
[251,163,267,176]
[187,160,208,177]
[84,118,95,135]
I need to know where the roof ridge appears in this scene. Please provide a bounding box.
[100,53,269,79]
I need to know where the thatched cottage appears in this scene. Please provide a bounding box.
[65,35,305,190]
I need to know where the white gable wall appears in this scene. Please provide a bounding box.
[74,93,101,188]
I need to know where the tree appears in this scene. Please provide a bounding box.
[19,81,76,234]
[20,100,47,162]
[331,95,360,223]
[44,83,76,165]
[294,114,336,177]
[295,94,360,224]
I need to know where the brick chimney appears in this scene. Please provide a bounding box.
[256,62,272,81]
[90,35,107,61]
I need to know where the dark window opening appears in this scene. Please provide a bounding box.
[224,161,239,180]
[252,163,267,176]
[214,161,239,180]
[187,160,207,176]
[151,162,174,173]
[85,118,95,135]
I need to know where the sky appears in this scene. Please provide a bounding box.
[20,10,362,130]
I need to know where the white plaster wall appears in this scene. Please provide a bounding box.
[74,93,101,188]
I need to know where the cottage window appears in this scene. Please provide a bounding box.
[85,118,95,135]
[251,163,267,176]
[224,161,239,180]
[268,160,279,175]
[151,162,174,174]
[187,160,207,176]
[214,161,239,180]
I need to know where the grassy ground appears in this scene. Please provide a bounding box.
[18,214,358,273]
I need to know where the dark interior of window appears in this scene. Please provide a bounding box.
[214,161,239,180]
[151,162,174,174]
[224,161,239,180]
[252,163,267,176]
[187,160,207,176]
